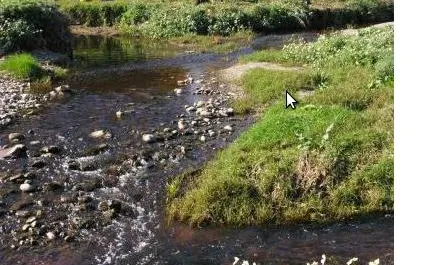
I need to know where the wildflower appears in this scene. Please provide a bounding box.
[320,254,326,265]
[368,258,380,265]
[346,257,358,265]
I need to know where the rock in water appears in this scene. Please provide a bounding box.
[46,232,56,240]
[20,182,34,192]
[8,133,25,142]
[224,125,233,132]
[142,134,156,143]
[178,120,186,130]
[89,130,112,139]
[0,144,27,159]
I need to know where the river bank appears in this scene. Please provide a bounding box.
[167,24,394,227]
[0,15,393,264]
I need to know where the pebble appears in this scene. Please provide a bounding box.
[142,134,156,143]
[196,101,205,108]
[8,132,25,142]
[200,136,206,142]
[186,106,196,112]
[178,120,186,130]
[174,88,183,95]
[208,130,216,137]
[40,145,60,154]
[20,182,34,192]
[89,130,112,139]
[46,232,56,240]
[0,144,27,159]
[224,125,233,132]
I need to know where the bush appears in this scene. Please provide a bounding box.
[0,19,41,53]
[120,3,153,26]
[282,26,394,68]
[0,0,71,55]
[250,1,308,32]
[62,1,127,26]
[0,53,43,79]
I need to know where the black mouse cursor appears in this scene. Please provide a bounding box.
[286,90,298,109]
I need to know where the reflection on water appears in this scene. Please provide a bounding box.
[73,35,183,69]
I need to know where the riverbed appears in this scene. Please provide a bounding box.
[0,33,393,265]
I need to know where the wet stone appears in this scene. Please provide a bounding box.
[43,182,64,192]
[83,143,109,156]
[31,160,46,169]
[0,144,27,159]
[40,146,61,154]
[142,134,156,143]
[8,133,25,142]
[20,182,35,192]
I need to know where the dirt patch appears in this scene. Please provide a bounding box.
[340,22,394,36]
[70,26,121,37]
[219,62,300,81]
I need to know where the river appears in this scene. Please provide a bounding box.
[0,33,393,265]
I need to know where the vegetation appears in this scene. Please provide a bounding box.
[56,0,392,38]
[0,53,69,82]
[0,0,72,55]
[167,26,394,226]
[0,53,43,79]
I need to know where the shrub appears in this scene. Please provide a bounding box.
[62,1,127,26]
[0,19,41,53]
[0,53,43,79]
[120,3,153,26]
[0,0,71,55]
[250,1,308,32]
[209,8,249,36]
[282,26,394,68]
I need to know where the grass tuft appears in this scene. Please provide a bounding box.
[0,53,43,79]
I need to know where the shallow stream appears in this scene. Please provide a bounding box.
[0,33,393,265]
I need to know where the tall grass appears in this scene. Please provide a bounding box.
[167,25,394,226]
[0,53,43,79]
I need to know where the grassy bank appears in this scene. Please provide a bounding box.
[56,0,393,38]
[167,25,394,226]
[0,0,72,55]
[0,53,69,83]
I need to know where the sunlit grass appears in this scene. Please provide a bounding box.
[0,53,43,80]
[167,25,394,227]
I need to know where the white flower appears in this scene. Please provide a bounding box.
[233,257,240,265]
[346,257,358,265]
[321,254,326,265]
[368,258,380,265]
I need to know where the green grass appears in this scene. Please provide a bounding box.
[0,53,69,85]
[56,0,392,38]
[0,53,43,79]
[167,25,393,226]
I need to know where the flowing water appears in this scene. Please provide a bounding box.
[0,33,393,265]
